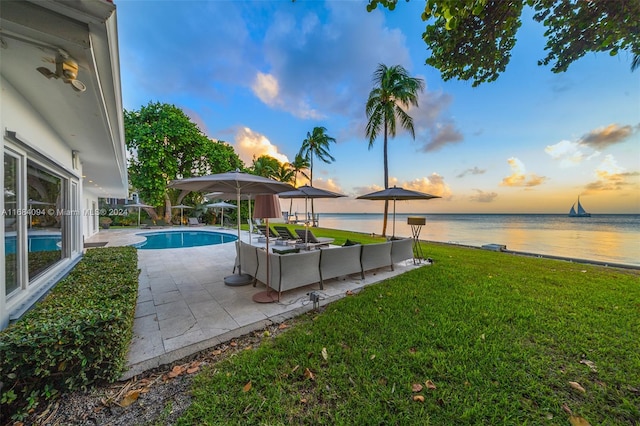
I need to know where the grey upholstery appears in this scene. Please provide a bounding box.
[319,244,364,287]
[360,241,392,273]
[390,238,414,270]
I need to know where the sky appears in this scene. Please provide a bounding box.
[115,0,640,214]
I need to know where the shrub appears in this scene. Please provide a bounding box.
[0,247,139,422]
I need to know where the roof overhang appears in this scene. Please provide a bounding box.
[0,0,127,197]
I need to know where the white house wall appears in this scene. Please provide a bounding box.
[1,75,88,328]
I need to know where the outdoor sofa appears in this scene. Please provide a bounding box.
[235,237,415,299]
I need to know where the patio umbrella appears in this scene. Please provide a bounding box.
[168,170,294,286]
[172,204,193,226]
[278,185,345,245]
[205,201,237,228]
[125,202,153,227]
[357,186,440,237]
[207,192,258,239]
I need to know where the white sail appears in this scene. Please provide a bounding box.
[568,197,590,217]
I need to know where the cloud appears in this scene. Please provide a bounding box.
[456,166,486,178]
[258,2,411,120]
[544,140,590,167]
[583,154,640,193]
[404,174,452,199]
[420,122,464,152]
[252,72,280,106]
[411,91,464,152]
[352,173,450,199]
[233,127,289,165]
[500,157,547,187]
[469,189,498,203]
[545,123,636,167]
[118,2,256,107]
[579,123,636,150]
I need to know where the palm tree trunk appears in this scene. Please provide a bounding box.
[310,155,315,226]
[381,121,389,237]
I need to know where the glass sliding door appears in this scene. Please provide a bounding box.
[4,152,20,295]
[26,160,66,280]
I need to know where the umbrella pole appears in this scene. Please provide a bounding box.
[224,187,252,286]
[248,195,253,245]
[304,197,309,246]
[392,199,396,238]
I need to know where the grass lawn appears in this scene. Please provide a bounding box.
[176,237,640,425]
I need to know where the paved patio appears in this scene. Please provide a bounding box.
[85,226,422,380]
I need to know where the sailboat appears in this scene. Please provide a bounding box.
[568,196,591,217]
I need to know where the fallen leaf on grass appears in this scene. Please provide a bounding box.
[242,381,252,392]
[569,415,591,426]
[579,359,597,372]
[569,381,586,393]
[413,395,425,402]
[186,361,201,374]
[346,290,354,296]
[168,365,185,379]
[304,368,315,380]
[412,383,423,392]
[230,341,237,347]
[370,354,376,360]
[120,390,140,407]
[562,404,573,415]
[321,347,328,361]
[210,349,222,356]
[425,380,437,390]
[278,323,288,329]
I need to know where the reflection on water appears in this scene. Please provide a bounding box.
[318,213,640,267]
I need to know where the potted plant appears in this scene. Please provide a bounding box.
[99,217,113,229]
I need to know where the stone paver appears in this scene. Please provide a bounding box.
[85,226,422,379]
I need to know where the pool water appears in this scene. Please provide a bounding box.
[5,235,62,254]
[132,230,237,250]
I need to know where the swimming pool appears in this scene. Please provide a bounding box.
[5,234,62,254]
[132,230,237,250]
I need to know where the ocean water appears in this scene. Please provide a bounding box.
[316,213,640,267]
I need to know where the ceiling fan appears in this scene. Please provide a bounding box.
[37,50,86,93]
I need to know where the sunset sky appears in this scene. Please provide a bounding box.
[116,1,640,214]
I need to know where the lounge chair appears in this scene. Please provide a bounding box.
[188,217,204,226]
[257,225,279,238]
[294,229,334,248]
[273,226,300,241]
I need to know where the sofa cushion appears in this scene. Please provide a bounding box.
[272,247,300,255]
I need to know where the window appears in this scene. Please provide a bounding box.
[4,152,20,295]
[26,160,66,280]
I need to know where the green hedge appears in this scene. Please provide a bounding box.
[0,247,139,421]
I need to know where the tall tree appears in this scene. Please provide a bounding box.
[272,161,295,185]
[298,127,336,222]
[365,64,424,237]
[250,155,280,178]
[366,0,640,86]
[125,101,243,222]
[288,153,310,216]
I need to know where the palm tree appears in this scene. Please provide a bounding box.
[251,155,279,178]
[365,63,424,237]
[298,126,336,223]
[272,162,295,185]
[288,153,310,218]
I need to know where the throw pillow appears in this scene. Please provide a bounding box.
[343,239,360,247]
[272,247,300,255]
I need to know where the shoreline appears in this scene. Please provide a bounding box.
[355,229,640,270]
[425,239,640,271]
